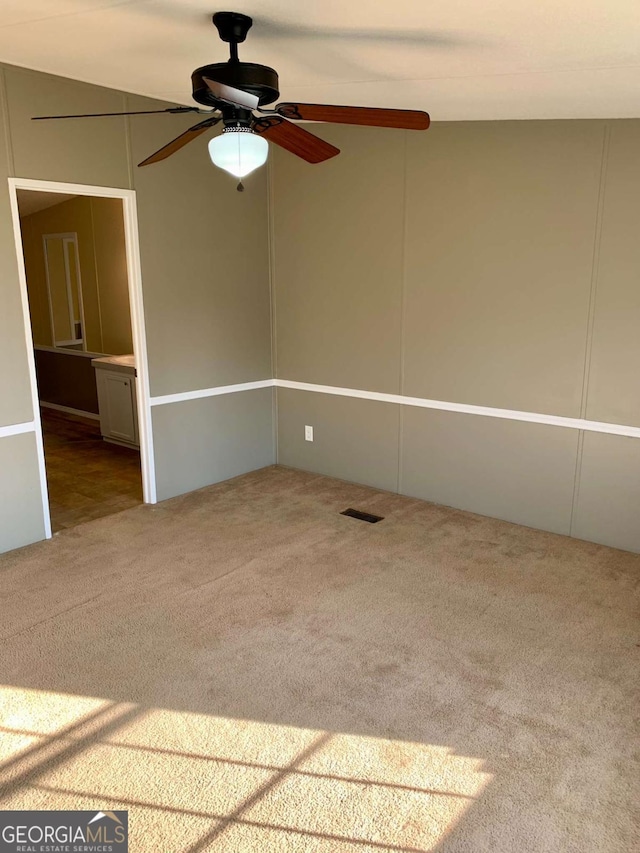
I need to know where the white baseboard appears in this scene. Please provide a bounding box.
[40,401,100,421]
[103,437,140,451]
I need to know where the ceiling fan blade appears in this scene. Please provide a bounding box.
[32,107,201,121]
[275,103,430,131]
[253,116,339,164]
[138,116,221,167]
[203,78,259,110]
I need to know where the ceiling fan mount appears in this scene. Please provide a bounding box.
[211,11,253,44]
[31,10,430,179]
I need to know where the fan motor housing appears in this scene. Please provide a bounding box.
[191,62,279,107]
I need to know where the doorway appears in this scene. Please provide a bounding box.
[8,179,155,537]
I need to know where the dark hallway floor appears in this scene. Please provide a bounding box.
[41,407,142,532]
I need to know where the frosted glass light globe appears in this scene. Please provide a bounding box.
[208,128,268,178]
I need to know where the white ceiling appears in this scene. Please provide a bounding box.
[0,1,639,121]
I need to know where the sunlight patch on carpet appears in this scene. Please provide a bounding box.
[0,685,492,851]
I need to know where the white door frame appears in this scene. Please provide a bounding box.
[8,177,157,540]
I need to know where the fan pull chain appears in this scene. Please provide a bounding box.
[237,181,245,192]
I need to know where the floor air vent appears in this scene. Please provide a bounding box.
[341,508,384,523]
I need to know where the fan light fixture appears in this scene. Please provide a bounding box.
[208,126,268,179]
[31,12,431,182]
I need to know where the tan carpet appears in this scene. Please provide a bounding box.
[0,465,638,852]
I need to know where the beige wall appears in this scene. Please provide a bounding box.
[21,195,132,354]
[586,122,640,428]
[152,389,275,501]
[0,64,273,553]
[0,432,46,552]
[272,119,640,553]
[89,196,132,355]
[4,61,639,556]
[126,94,271,398]
[0,80,33,430]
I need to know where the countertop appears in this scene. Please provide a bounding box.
[91,354,136,375]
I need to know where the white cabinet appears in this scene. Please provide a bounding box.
[92,356,139,448]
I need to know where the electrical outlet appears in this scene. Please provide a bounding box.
[305,425,314,442]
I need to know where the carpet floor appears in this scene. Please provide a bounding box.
[0,465,638,852]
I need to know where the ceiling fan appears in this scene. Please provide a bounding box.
[32,11,431,190]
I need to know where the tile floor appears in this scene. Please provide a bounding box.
[41,407,143,532]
